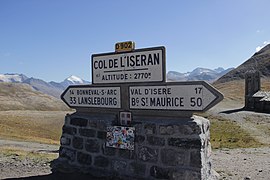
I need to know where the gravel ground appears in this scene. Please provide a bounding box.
[212,147,270,180]
[0,139,269,180]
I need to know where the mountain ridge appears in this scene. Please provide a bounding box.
[167,67,234,82]
[0,74,90,98]
[216,44,270,84]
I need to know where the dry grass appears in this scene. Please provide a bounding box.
[213,78,270,103]
[0,110,72,144]
[209,115,263,149]
[0,82,68,111]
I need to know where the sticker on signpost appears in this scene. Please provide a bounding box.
[106,126,135,150]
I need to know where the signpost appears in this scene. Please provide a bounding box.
[91,46,165,84]
[61,85,121,109]
[61,41,223,115]
[129,81,223,112]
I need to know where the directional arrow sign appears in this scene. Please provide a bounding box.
[129,81,223,112]
[61,85,121,109]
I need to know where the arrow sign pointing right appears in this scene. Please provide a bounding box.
[129,81,223,112]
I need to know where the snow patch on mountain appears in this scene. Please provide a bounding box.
[67,75,84,84]
[0,73,28,83]
[167,67,234,82]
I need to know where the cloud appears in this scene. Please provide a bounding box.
[256,41,270,52]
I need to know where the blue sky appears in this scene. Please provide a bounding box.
[1,0,270,82]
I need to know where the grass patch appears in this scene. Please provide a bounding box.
[0,110,71,145]
[209,116,263,149]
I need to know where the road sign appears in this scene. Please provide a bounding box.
[129,81,223,112]
[91,46,165,84]
[115,41,135,52]
[61,85,121,109]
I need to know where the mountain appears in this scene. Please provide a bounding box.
[0,73,28,83]
[167,67,234,82]
[59,75,89,88]
[216,44,270,84]
[0,74,90,98]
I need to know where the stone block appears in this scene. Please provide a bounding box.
[79,128,96,137]
[112,160,127,172]
[72,136,83,150]
[59,147,76,161]
[150,166,170,179]
[70,118,88,127]
[144,123,156,134]
[185,170,201,180]
[102,144,116,156]
[85,139,100,153]
[118,149,135,159]
[135,135,145,143]
[62,125,77,135]
[168,138,201,149]
[147,135,165,146]
[159,125,174,135]
[77,152,92,165]
[128,162,146,176]
[88,120,97,128]
[190,150,202,168]
[96,120,106,130]
[170,170,185,180]
[97,131,107,139]
[161,149,185,166]
[138,146,158,162]
[60,136,71,146]
[94,156,109,168]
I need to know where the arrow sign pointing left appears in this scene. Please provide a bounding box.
[61,85,121,109]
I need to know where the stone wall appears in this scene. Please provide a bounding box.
[53,112,217,180]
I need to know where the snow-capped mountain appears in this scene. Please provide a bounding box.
[0,73,90,98]
[167,67,234,82]
[60,75,89,87]
[0,73,28,83]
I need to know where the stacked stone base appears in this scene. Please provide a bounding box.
[52,112,218,180]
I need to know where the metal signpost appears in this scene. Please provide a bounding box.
[129,81,223,111]
[61,85,121,109]
[91,46,166,84]
[61,41,223,115]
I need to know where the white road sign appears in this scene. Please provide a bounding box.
[61,86,121,109]
[91,46,165,84]
[129,82,223,111]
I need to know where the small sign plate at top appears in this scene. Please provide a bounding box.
[115,41,135,52]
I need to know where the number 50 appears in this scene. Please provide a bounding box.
[190,97,202,107]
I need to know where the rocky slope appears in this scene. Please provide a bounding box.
[216,44,270,84]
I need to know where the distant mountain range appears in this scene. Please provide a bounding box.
[167,67,234,82]
[0,67,233,99]
[0,74,90,98]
